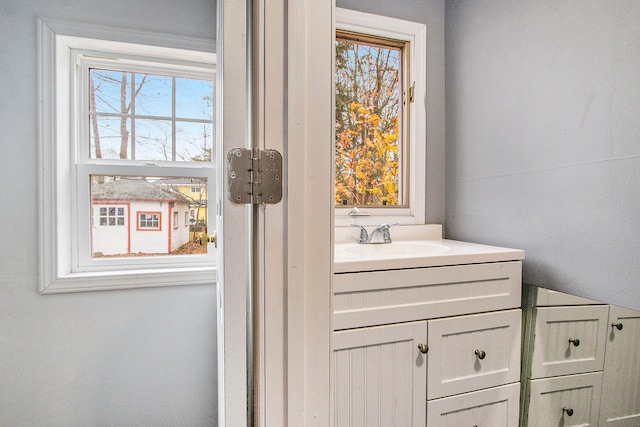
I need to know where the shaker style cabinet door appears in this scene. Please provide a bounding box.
[530,305,608,378]
[333,321,427,427]
[599,305,640,427]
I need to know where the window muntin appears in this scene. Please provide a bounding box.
[98,206,126,226]
[88,69,213,162]
[335,33,406,207]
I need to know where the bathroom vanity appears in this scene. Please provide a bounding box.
[520,285,640,427]
[333,225,525,426]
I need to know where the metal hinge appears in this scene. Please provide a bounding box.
[227,148,283,205]
[409,81,415,103]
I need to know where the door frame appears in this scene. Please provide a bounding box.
[217,0,333,425]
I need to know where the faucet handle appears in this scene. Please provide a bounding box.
[379,223,399,243]
[350,224,369,243]
[378,223,399,229]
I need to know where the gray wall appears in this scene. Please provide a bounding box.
[337,0,446,225]
[445,0,640,310]
[0,1,218,425]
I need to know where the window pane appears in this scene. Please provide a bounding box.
[176,78,213,120]
[90,116,131,159]
[90,70,132,114]
[87,69,214,164]
[335,37,402,207]
[90,176,210,258]
[134,74,172,117]
[135,118,173,161]
[176,121,213,162]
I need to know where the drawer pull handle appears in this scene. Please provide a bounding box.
[475,349,486,359]
[418,343,429,354]
[612,322,624,331]
[563,407,574,417]
[568,338,580,347]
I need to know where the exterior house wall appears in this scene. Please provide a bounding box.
[92,200,191,255]
[131,201,168,253]
[178,184,209,225]
[92,203,130,255]
[169,202,191,252]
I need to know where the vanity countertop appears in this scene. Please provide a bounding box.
[334,225,524,273]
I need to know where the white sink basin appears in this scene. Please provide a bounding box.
[338,241,449,258]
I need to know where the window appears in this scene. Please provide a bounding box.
[38,18,216,293]
[138,212,161,230]
[98,206,126,226]
[335,9,426,226]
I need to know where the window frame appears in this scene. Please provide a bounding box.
[137,212,162,231]
[38,18,216,293]
[334,8,426,227]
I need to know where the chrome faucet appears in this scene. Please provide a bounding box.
[350,223,399,244]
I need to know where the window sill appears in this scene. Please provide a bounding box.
[40,266,216,294]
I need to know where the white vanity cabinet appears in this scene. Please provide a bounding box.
[521,286,640,427]
[521,287,607,427]
[333,260,523,427]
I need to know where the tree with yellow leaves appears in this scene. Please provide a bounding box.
[335,36,401,206]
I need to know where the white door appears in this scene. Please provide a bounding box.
[216,1,333,426]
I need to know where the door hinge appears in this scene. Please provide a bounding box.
[227,148,283,205]
[409,81,415,103]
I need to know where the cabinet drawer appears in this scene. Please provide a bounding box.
[526,372,603,427]
[333,261,521,330]
[530,305,608,378]
[426,382,520,427]
[427,309,521,399]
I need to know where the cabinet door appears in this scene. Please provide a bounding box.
[427,383,520,427]
[599,305,640,427]
[526,372,602,427]
[333,321,427,427]
[427,309,521,399]
[531,305,608,378]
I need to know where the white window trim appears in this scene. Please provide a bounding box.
[37,17,216,293]
[334,8,426,227]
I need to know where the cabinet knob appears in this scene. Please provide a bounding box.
[474,349,486,360]
[563,407,574,417]
[612,322,624,331]
[418,343,429,354]
[568,338,580,347]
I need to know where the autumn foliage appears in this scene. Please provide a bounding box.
[335,38,401,206]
